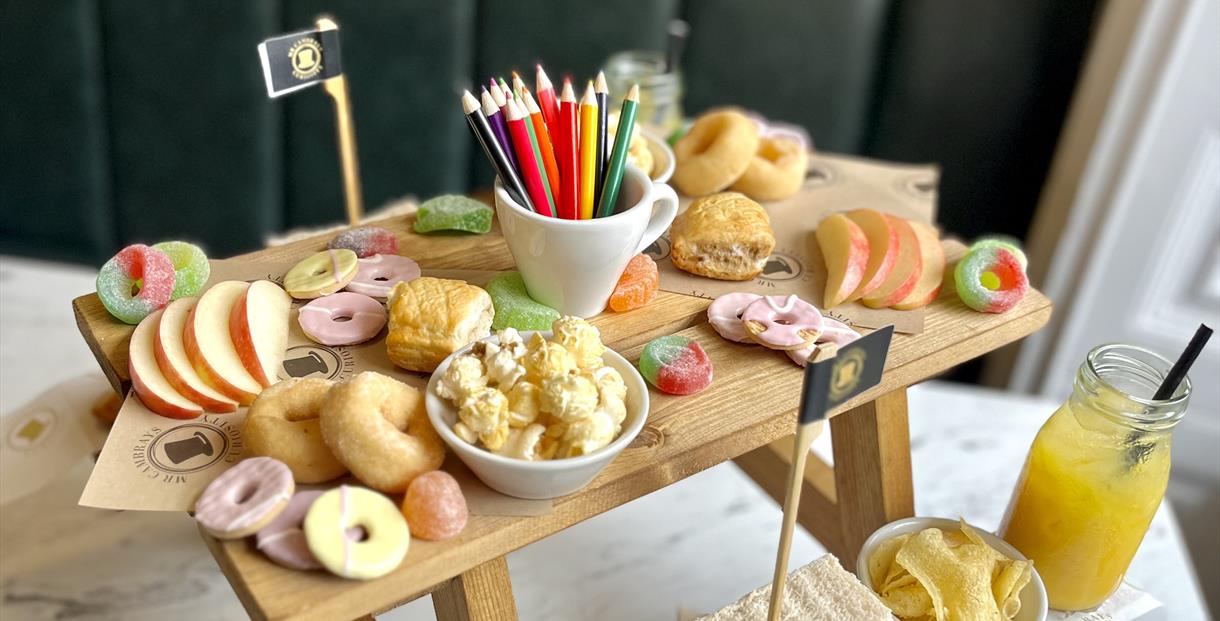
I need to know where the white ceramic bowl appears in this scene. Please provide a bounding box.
[642,130,675,184]
[856,517,1048,621]
[425,332,649,499]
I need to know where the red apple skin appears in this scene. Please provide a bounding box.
[862,216,923,309]
[892,221,947,310]
[130,359,203,419]
[845,209,900,302]
[817,214,871,308]
[229,288,266,386]
[183,305,258,405]
[154,328,238,413]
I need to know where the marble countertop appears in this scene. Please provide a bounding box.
[0,255,1211,621]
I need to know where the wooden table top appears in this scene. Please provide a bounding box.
[73,213,1052,621]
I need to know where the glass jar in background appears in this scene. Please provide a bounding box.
[603,50,683,137]
[1000,343,1189,611]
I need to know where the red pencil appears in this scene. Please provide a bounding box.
[505,98,554,217]
[523,90,561,203]
[536,64,560,132]
[555,80,579,219]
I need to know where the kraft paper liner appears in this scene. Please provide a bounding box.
[653,152,939,334]
[80,260,549,516]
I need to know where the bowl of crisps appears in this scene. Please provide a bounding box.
[857,517,1047,621]
[425,329,649,500]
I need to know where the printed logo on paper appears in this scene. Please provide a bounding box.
[279,344,355,381]
[757,251,804,283]
[7,409,55,450]
[133,417,243,482]
[643,234,671,262]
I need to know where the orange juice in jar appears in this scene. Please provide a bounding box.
[1001,344,1189,611]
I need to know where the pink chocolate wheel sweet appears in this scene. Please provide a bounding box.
[194,456,294,539]
[256,490,326,570]
[345,254,421,298]
[298,292,387,346]
[740,294,824,351]
[706,292,762,343]
[786,318,861,367]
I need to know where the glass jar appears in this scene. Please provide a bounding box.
[603,50,684,137]
[1000,344,1189,611]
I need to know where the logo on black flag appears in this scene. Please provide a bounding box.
[797,325,894,424]
[257,27,343,97]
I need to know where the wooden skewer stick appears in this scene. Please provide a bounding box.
[767,343,837,621]
[316,17,364,226]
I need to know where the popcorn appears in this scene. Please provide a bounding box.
[523,333,576,381]
[507,381,542,428]
[452,421,479,444]
[438,354,487,403]
[458,388,509,450]
[493,423,546,460]
[541,373,599,423]
[561,411,617,457]
[552,316,605,369]
[483,340,525,391]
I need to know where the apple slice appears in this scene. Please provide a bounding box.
[862,216,923,308]
[155,297,238,413]
[230,280,291,387]
[130,310,203,419]
[844,209,899,301]
[184,281,261,404]
[815,214,870,308]
[892,221,946,310]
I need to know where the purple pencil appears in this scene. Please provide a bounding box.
[481,89,519,173]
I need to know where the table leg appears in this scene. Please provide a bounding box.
[432,556,519,621]
[830,388,914,571]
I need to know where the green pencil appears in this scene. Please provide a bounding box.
[518,94,557,214]
[596,84,639,218]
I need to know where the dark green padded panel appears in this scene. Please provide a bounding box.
[0,0,114,263]
[99,1,279,257]
[681,0,889,154]
[468,0,679,189]
[864,0,1100,240]
[282,0,474,227]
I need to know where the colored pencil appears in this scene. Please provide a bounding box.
[512,72,528,99]
[463,90,532,211]
[578,82,598,220]
[596,84,639,218]
[517,93,557,214]
[481,89,519,173]
[536,64,560,133]
[556,79,579,220]
[489,79,509,117]
[524,90,562,203]
[505,98,554,217]
[498,77,512,100]
[594,71,609,209]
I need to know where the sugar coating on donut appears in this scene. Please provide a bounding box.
[328,226,398,258]
[243,378,348,483]
[402,471,468,541]
[194,456,294,539]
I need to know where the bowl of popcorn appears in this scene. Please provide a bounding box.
[425,317,649,499]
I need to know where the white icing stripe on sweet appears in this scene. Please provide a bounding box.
[764,294,798,314]
[225,489,291,533]
[329,250,343,284]
[340,485,351,577]
[256,527,300,549]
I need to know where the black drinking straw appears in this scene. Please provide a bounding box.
[1152,324,1213,400]
[665,19,689,73]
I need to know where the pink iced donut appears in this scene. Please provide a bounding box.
[194,456,294,540]
[298,292,387,346]
[707,292,762,343]
[741,294,823,351]
[786,318,861,367]
[345,254,421,298]
[256,490,326,570]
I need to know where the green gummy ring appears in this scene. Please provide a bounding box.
[152,241,210,299]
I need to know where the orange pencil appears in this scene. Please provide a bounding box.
[523,90,562,204]
[578,82,598,220]
[505,98,554,217]
[556,79,578,219]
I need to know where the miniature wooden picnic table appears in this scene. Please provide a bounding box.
[73,212,1051,621]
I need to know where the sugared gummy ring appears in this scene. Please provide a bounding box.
[152,241,210,299]
[96,244,176,324]
[955,246,1028,313]
[969,237,1028,270]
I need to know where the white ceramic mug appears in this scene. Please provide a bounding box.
[494,165,678,318]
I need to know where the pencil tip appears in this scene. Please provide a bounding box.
[627,84,640,100]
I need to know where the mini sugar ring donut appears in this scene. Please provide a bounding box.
[298,292,387,346]
[96,244,176,324]
[785,318,861,367]
[955,246,1029,313]
[672,109,760,196]
[152,241,210,299]
[345,254,421,298]
[729,137,809,201]
[305,485,410,580]
[320,372,445,493]
[244,378,348,483]
[284,249,359,299]
[194,456,294,539]
[707,292,762,342]
[741,294,824,351]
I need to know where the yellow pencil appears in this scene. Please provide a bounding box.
[578,82,598,220]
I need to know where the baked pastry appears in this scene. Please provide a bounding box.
[669,192,776,281]
[672,109,759,197]
[730,137,809,201]
[386,277,493,372]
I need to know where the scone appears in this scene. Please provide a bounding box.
[386,277,494,372]
[669,192,776,281]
